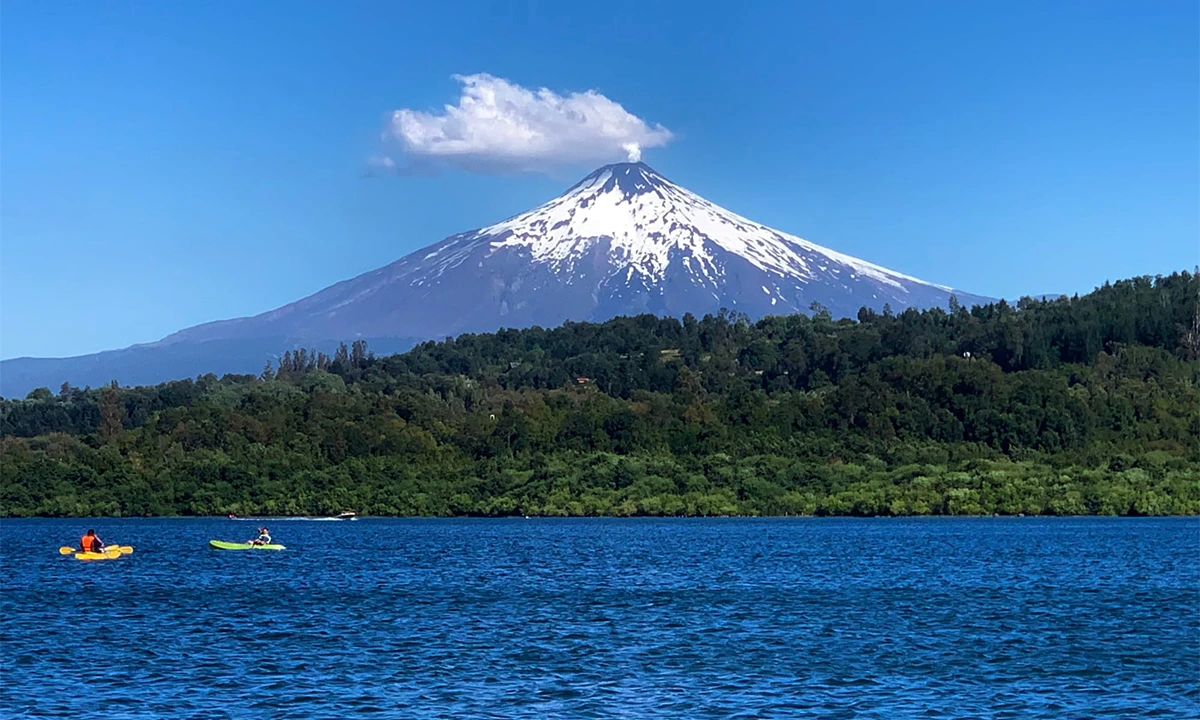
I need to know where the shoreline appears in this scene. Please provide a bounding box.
[5,513,1197,520]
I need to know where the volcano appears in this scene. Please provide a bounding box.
[163,162,990,344]
[1,162,992,396]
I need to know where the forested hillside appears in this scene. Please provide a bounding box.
[2,272,1197,517]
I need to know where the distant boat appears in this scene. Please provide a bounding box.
[332,512,357,521]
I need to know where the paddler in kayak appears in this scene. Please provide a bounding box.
[80,529,106,554]
[247,527,272,546]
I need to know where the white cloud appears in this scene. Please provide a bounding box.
[381,74,673,174]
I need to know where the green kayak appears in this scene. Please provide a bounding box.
[209,540,287,551]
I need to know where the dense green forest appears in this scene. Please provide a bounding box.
[2,272,1198,517]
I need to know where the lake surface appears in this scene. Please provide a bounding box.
[1,517,1196,718]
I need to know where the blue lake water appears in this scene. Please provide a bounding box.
[1,517,1196,718]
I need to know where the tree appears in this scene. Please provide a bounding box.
[98,386,123,442]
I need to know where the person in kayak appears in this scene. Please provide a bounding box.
[80,529,105,554]
[248,527,272,546]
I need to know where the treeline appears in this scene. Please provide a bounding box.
[1,272,1197,517]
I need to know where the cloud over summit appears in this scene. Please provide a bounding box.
[383,74,672,174]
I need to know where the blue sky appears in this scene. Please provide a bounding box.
[2,0,1196,359]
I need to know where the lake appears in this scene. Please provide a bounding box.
[1,517,1196,718]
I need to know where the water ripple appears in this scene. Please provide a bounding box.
[1,517,1196,718]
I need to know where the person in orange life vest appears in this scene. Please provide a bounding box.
[80,529,105,554]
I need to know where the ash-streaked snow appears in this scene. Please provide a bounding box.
[416,163,951,293]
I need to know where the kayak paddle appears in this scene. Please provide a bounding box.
[59,545,133,555]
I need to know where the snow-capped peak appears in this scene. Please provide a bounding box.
[560,161,674,198]
[473,162,949,291]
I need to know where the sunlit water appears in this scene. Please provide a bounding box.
[1,517,1196,718]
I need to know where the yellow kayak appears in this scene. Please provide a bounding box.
[74,548,123,561]
[61,545,132,560]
